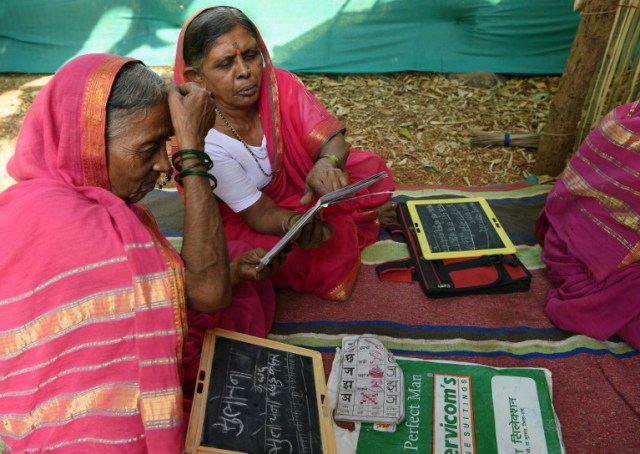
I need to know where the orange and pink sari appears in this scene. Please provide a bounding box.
[0,53,273,452]
[174,8,395,301]
[536,101,640,350]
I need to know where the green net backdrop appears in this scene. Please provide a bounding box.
[0,0,579,74]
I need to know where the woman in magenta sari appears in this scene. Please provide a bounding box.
[174,6,396,301]
[0,54,278,452]
[536,101,640,350]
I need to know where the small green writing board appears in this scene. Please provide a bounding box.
[406,197,516,260]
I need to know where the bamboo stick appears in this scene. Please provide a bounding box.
[469,130,540,149]
[577,1,640,147]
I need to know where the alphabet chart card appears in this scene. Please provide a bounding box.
[334,334,405,424]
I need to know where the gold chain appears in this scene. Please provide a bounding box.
[214,106,273,177]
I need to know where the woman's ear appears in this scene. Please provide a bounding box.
[183,67,202,85]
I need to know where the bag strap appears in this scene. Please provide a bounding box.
[396,204,448,291]
[375,208,415,282]
[375,204,445,293]
[375,258,416,283]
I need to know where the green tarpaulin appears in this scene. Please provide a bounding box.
[0,0,579,74]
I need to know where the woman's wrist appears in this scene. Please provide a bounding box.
[281,212,302,234]
[229,260,243,287]
[173,135,203,151]
[317,153,344,170]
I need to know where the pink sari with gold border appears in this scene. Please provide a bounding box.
[0,54,186,452]
[0,53,276,451]
[536,101,640,349]
[175,8,395,301]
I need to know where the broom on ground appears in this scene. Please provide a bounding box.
[470,130,540,149]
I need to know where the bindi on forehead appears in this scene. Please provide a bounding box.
[231,41,242,58]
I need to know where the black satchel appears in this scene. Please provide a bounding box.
[375,203,532,298]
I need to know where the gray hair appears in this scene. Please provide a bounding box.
[183,6,260,74]
[106,62,167,142]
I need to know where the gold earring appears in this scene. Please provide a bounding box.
[156,172,172,189]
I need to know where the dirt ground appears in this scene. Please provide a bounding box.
[0,69,560,192]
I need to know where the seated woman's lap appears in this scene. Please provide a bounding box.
[543,230,640,349]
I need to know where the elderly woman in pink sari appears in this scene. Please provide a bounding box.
[174,6,396,301]
[0,54,279,452]
[536,101,640,350]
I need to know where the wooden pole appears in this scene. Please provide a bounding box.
[533,0,618,177]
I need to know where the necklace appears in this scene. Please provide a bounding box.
[214,106,273,177]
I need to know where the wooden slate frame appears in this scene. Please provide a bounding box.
[185,328,335,454]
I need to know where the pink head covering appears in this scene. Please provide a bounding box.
[8,53,136,189]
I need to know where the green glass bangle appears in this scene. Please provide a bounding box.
[319,153,344,170]
[175,168,218,190]
[172,153,212,172]
[172,149,212,172]
[173,148,208,159]
[180,161,213,174]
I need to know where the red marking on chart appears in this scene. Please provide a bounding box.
[363,338,384,349]
[360,392,379,405]
[369,350,385,362]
